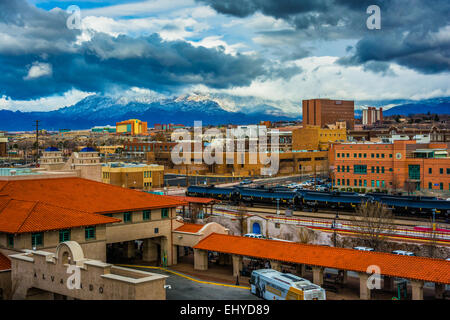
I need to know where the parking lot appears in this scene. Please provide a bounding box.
[125,266,260,300]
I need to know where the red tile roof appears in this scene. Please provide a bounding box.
[0,252,11,271]
[174,223,204,233]
[0,196,120,233]
[194,233,450,284]
[166,195,217,205]
[0,177,187,214]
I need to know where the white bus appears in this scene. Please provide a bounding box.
[250,269,326,300]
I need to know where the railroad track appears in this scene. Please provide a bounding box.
[216,203,449,227]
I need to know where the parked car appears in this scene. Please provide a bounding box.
[240,179,253,185]
[244,233,264,239]
[353,246,375,252]
[392,250,415,256]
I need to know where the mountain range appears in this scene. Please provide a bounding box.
[0,94,449,131]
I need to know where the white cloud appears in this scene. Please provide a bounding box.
[207,56,450,109]
[0,89,95,112]
[23,62,52,80]
[188,36,246,55]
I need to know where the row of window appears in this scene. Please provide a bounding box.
[337,165,391,174]
[143,171,152,178]
[336,179,387,188]
[337,152,392,159]
[7,227,97,249]
[116,209,169,223]
[428,182,448,190]
[125,145,173,152]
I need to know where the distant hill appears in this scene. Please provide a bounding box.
[0,94,299,131]
[382,98,450,116]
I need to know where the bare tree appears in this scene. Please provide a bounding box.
[350,201,395,251]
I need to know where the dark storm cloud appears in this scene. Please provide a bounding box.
[199,0,450,74]
[0,0,287,100]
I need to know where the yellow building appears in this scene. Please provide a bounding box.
[116,119,148,136]
[98,145,123,155]
[102,162,164,189]
[292,125,347,151]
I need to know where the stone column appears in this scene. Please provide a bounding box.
[435,283,445,299]
[143,239,158,262]
[160,237,173,266]
[384,276,394,292]
[296,264,306,277]
[411,280,424,300]
[271,260,281,272]
[194,249,208,271]
[124,241,135,259]
[312,266,324,286]
[232,255,243,277]
[172,245,178,265]
[178,245,185,258]
[359,273,371,300]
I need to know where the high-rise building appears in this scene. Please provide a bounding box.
[0,133,7,157]
[302,99,355,129]
[362,107,383,125]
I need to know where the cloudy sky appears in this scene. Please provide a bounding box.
[0,0,449,112]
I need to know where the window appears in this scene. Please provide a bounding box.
[371,180,374,187]
[31,232,43,247]
[371,166,375,173]
[376,153,379,158]
[389,154,393,158]
[381,167,385,174]
[358,153,362,158]
[161,208,169,218]
[337,166,340,172]
[347,179,350,186]
[337,153,340,158]
[364,180,367,187]
[376,166,380,173]
[346,153,349,158]
[7,234,14,247]
[364,153,367,158]
[381,154,385,158]
[337,179,341,186]
[371,153,374,158]
[342,179,345,186]
[354,179,357,186]
[124,212,132,223]
[354,153,357,158]
[440,183,443,190]
[154,228,159,234]
[347,166,350,172]
[376,180,380,188]
[85,226,96,240]
[381,181,385,188]
[354,165,367,174]
[429,168,432,174]
[143,210,151,220]
[429,182,432,189]
[59,230,70,243]
[359,180,362,187]
[440,168,443,174]
[447,168,450,174]
[408,165,421,180]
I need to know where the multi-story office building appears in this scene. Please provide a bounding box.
[331,140,450,193]
[116,119,148,136]
[302,99,355,129]
[102,162,164,189]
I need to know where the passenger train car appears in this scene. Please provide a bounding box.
[186,185,450,218]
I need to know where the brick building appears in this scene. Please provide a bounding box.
[302,99,355,129]
[331,140,450,194]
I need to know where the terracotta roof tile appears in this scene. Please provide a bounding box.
[0,177,186,214]
[0,197,121,233]
[194,233,450,284]
[166,195,217,205]
[0,252,11,271]
[174,223,204,233]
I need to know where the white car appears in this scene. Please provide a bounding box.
[392,250,415,256]
[353,246,375,251]
[244,233,264,239]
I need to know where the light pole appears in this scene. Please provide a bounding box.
[276,198,280,215]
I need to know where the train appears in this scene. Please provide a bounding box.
[186,185,450,218]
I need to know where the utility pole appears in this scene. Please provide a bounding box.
[35,120,40,167]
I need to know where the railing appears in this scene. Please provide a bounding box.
[211,207,450,242]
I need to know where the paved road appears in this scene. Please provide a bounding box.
[127,266,260,300]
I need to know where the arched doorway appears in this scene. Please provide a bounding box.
[252,222,261,234]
